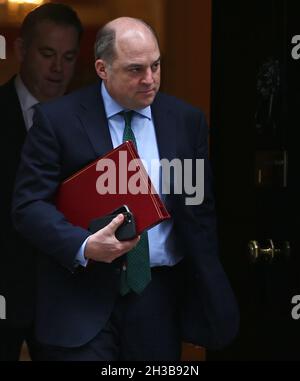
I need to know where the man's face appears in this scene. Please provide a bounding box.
[17,21,79,102]
[96,30,161,110]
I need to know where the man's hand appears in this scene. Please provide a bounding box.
[84,214,140,263]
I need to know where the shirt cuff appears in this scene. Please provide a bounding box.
[74,237,89,267]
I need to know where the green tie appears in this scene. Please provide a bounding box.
[119,111,152,295]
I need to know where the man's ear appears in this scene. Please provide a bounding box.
[95,59,108,80]
[14,37,26,63]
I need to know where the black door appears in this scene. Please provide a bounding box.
[209,0,298,360]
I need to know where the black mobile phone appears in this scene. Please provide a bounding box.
[88,205,137,241]
[111,205,131,215]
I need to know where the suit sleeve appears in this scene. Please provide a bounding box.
[11,106,91,272]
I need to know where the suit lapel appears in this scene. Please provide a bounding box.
[4,77,27,145]
[76,83,113,157]
[151,94,179,208]
[151,93,177,162]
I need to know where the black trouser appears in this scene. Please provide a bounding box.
[36,264,183,361]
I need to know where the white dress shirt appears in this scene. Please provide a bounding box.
[14,75,39,131]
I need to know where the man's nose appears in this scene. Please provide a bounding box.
[142,68,154,85]
[51,57,63,73]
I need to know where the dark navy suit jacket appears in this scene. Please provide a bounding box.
[12,82,239,349]
[0,78,36,328]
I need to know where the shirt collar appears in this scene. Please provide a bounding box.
[14,74,39,112]
[101,81,152,120]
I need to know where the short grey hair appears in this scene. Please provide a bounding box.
[94,26,116,63]
[94,18,159,63]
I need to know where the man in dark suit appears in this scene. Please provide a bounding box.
[12,17,239,361]
[0,3,82,361]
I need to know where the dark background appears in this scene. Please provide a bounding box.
[209,0,299,360]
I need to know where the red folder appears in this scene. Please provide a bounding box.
[55,141,170,235]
